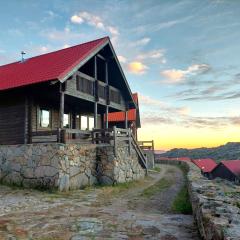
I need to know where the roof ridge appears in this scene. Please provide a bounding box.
[0,36,109,68]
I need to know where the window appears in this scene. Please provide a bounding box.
[63,113,70,128]
[39,109,50,128]
[81,116,88,130]
[80,115,95,130]
[89,116,94,130]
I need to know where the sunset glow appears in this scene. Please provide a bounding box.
[0,1,240,150]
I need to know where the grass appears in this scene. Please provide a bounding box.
[171,164,192,214]
[140,178,173,198]
[93,178,150,206]
[171,185,192,214]
[152,166,161,172]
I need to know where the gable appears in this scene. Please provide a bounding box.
[0,37,108,91]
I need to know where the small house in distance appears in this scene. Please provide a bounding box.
[192,158,217,178]
[210,160,240,184]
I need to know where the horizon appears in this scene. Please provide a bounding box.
[1,0,240,150]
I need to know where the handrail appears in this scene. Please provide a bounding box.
[131,132,148,171]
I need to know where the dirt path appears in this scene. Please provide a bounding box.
[0,164,200,240]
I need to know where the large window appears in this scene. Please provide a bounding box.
[79,115,95,130]
[39,109,50,128]
[88,116,94,130]
[81,115,88,130]
[63,113,70,128]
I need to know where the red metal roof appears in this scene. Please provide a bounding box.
[192,158,217,173]
[108,93,138,122]
[221,160,240,177]
[0,37,109,91]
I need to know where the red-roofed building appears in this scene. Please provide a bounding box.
[106,93,140,139]
[0,37,137,144]
[210,160,240,184]
[192,158,217,178]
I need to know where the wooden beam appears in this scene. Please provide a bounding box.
[59,83,65,142]
[28,97,33,144]
[97,54,106,61]
[105,105,109,129]
[125,110,128,129]
[94,56,98,128]
[24,97,28,144]
[105,60,109,128]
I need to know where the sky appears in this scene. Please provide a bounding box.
[0,0,240,150]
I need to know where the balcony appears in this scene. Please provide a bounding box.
[68,72,124,109]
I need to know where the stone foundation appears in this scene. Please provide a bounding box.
[97,144,146,185]
[157,160,240,240]
[0,143,146,191]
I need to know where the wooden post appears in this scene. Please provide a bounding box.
[125,110,128,129]
[106,105,109,129]
[113,126,117,156]
[28,97,33,144]
[105,60,109,129]
[94,56,98,129]
[24,97,28,144]
[128,128,131,155]
[59,83,65,142]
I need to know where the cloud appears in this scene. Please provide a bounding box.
[137,94,238,130]
[130,37,151,47]
[169,72,240,102]
[117,55,127,63]
[137,49,166,63]
[70,15,83,24]
[63,44,70,49]
[127,61,149,75]
[133,15,193,34]
[70,11,119,43]
[138,94,190,116]
[161,64,211,83]
[41,27,84,42]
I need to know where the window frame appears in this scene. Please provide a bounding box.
[38,107,52,129]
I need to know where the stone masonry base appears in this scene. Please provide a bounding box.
[0,143,146,191]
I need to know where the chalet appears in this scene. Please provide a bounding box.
[0,37,147,191]
[0,37,136,145]
[192,158,217,178]
[210,160,240,184]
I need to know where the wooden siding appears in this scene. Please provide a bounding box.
[0,97,26,145]
[211,164,239,182]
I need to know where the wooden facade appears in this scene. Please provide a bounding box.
[210,162,240,184]
[0,39,136,145]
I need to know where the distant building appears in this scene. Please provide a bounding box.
[210,160,240,184]
[157,156,191,162]
[192,158,217,178]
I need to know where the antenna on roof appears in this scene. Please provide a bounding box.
[21,51,26,62]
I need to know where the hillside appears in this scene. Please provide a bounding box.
[158,142,240,163]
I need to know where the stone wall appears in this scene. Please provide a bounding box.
[143,150,155,169]
[0,143,146,191]
[97,144,146,185]
[157,160,240,240]
[0,143,98,191]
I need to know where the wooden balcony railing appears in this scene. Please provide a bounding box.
[61,128,92,144]
[77,72,123,105]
